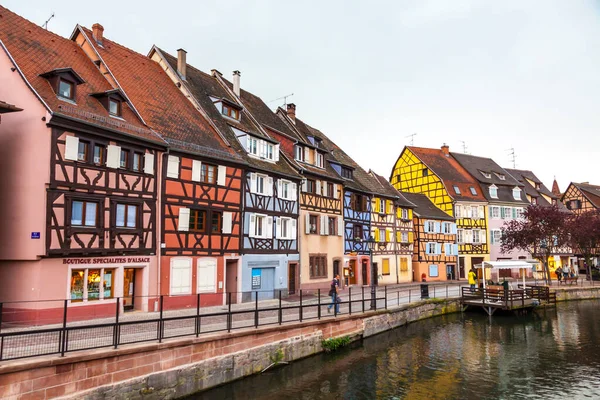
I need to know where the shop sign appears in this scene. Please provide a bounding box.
[63,257,151,265]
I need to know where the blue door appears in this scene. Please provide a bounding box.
[252,268,276,300]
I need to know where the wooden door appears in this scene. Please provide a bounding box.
[349,260,357,284]
[123,268,135,311]
[288,263,297,295]
[226,260,238,304]
[362,259,368,285]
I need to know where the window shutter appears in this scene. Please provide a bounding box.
[217,165,227,186]
[250,173,257,193]
[291,219,297,240]
[249,214,257,238]
[197,260,216,293]
[478,206,484,219]
[316,181,322,195]
[277,179,282,198]
[453,244,459,255]
[178,207,190,231]
[436,243,442,254]
[305,214,311,234]
[397,231,401,243]
[320,215,326,235]
[386,228,392,242]
[166,155,179,178]
[192,160,202,182]
[489,206,493,218]
[338,217,344,237]
[480,230,487,243]
[512,208,516,219]
[291,183,297,201]
[444,243,449,255]
[222,212,232,234]
[302,179,308,193]
[274,144,280,161]
[64,136,79,161]
[144,153,155,175]
[451,223,457,234]
[267,177,274,196]
[333,184,339,199]
[374,228,380,242]
[490,230,495,245]
[500,207,505,219]
[276,217,282,239]
[107,145,121,169]
[265,216,273,238]
[408,231,414,243]
[434,222,441,233]
[171,258,191,295]
[408,209,413,220]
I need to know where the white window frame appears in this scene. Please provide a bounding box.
[401,231,409,243]
[442,222,452,234]
[491,206,500,219]
[471,206,478,219]
[453,186,461,195]
[316,152,324,168]
[425,221,436,233]
[512,187,522,200]
[515,208,524,219]
[472,229,481,244]
[294,145,304,161]
[170,257,192,296]
[455,205,462,218]
[247,137,259,156]
[480,171,491,179]
[495,173,506,181]
[426,242,438,254]
[503,207,512,220]
[491,229,502,245]
[401,208,409,220]
[457,229,464,244]
[489,185,498,199]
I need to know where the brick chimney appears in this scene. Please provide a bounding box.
[233,70,241,97]
[287,103,296,123]
[92,23,104,45]
[441,143,449,156]
[177,49,187,80]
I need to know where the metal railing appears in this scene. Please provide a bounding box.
[0,284,466,362]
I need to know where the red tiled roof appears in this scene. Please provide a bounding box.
[77,27,239,161]
[407,146,487,202]
[0,6,163,144]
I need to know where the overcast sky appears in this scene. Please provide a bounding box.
[5,0,600,190]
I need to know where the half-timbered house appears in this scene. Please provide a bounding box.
[401,193,458,282]
[561,182,600,215]
[391,145,489,279]
[0,8,167,317]
[148,49,301,300]
[71,25,246,307]
[368,171,416,284]
[452,153,530,279]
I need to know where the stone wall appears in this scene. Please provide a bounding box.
[553,286,600,302]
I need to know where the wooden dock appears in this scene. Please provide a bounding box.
[461,285,556,315]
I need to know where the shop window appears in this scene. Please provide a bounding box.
[87,269,102,301]
[103,269,115,299]
[70,270,85,302]
[70,268,115,302]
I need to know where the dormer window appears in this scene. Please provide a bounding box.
[58,79,74,100]
[91,89,127,118]
[295,145,304,161]
[40,68,85,103]
[222,104,240,120]
[109,98,121,116]
[535,183,541,190]
[341,167,353,179]
[480,171,491,179]
[453,186,461,195]
[316,152,324,168]
[489,185,498,199]
[531,197,538,205]
[512,187,521,200]
[423,168,429,177]
[494,173,506,180]
[469,187,477,196]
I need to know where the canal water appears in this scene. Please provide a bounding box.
[191,300,600,399]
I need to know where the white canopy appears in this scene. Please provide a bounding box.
[474,261,534,289]
[475,261,536,270]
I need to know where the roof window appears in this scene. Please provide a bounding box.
[91,89,127,117]
[469,187,477,196]
[489,185,498,199]
[480,171,491,179]
[40,68,85,102]
[453,186,461,195]
[494,172,506,180]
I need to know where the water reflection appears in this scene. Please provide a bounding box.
[191,301,600,400]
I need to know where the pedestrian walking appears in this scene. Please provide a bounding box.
[468,269,477,293]
[328,274,341,314]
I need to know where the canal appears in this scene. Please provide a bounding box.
[190,300,600,399]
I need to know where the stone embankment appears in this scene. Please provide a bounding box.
[0,286,596,399]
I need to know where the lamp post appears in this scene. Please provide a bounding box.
[366,235,377,310]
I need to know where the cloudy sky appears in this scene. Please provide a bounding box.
[5,0,600,190]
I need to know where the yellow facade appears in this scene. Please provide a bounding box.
[391,148,453,215]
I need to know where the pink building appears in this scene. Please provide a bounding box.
[0,7,167,322]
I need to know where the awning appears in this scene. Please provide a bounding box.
[475,261,536,270]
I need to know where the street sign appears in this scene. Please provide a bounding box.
[31,232,40,239]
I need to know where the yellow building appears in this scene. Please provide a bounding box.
[390,145,490,279]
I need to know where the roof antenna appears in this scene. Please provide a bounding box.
[42,12,55,30]
[269,93,294,107]
[405,133,417,146]
[507,147,516,168]
[461,141,468,154]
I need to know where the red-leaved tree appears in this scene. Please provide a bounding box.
[566,210,600,280]
[501,204,569,284]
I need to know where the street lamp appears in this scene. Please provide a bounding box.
[366,235,377,310]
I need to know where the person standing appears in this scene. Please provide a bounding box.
[468,269,477,293]
[555,266,563,283]
[328,274,341,314]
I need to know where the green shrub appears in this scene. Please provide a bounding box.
[322,336,351,352]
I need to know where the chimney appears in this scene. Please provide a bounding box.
[92,23,104,45]
[441,143,449,156]
[287,103,296,123]
[233,70,241,97]
[177,48,187,80]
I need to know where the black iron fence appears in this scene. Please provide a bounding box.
[0,284,468,362]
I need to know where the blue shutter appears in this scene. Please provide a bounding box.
[453,244,459,255]
[451,223,457,234]
[434,222,441,233]
[435,243,442,254]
